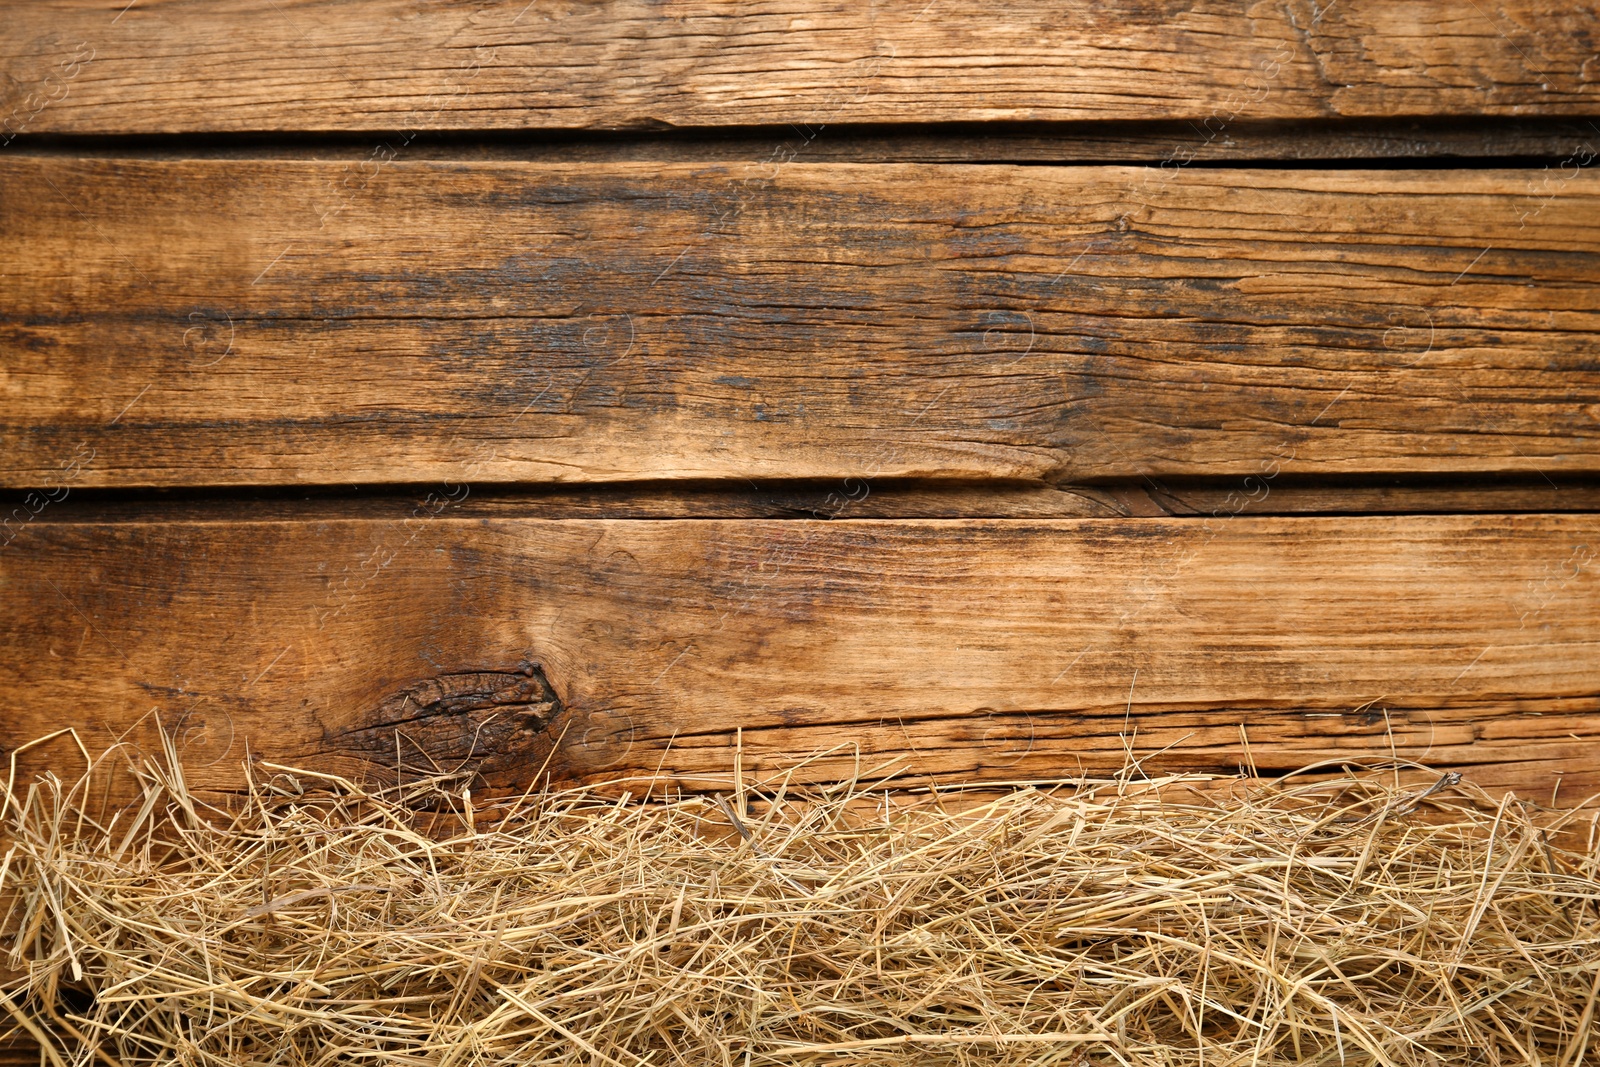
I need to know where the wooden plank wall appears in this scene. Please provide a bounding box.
[4,1,1599,827]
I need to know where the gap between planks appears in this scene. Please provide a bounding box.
[6,117,1600,165]
[7,477,1600,525]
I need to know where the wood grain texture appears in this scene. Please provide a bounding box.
[5,160,1600,489]
[3,1,1598,136]
[2,516,1596,805]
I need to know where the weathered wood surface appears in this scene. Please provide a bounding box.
[5,161,1599,489]
[2,516,1596,806]
[3,1,1597,136]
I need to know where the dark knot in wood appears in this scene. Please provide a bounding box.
[329,665,565,792]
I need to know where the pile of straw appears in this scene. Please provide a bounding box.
[3,742,1599,1066]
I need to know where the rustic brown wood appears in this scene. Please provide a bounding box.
[5,160,1599,490]
[3,1,1597,137]
[2,515,1596,807]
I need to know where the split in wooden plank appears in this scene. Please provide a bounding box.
[4,161,1600,489]
[3,1,1598,135]
[2,515,1596,806]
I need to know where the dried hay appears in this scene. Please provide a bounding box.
[2,736,1599,1066]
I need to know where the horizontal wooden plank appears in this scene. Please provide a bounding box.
[2,1,1596,136]
[4,161,1599,489]
[2,516,1596,806]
